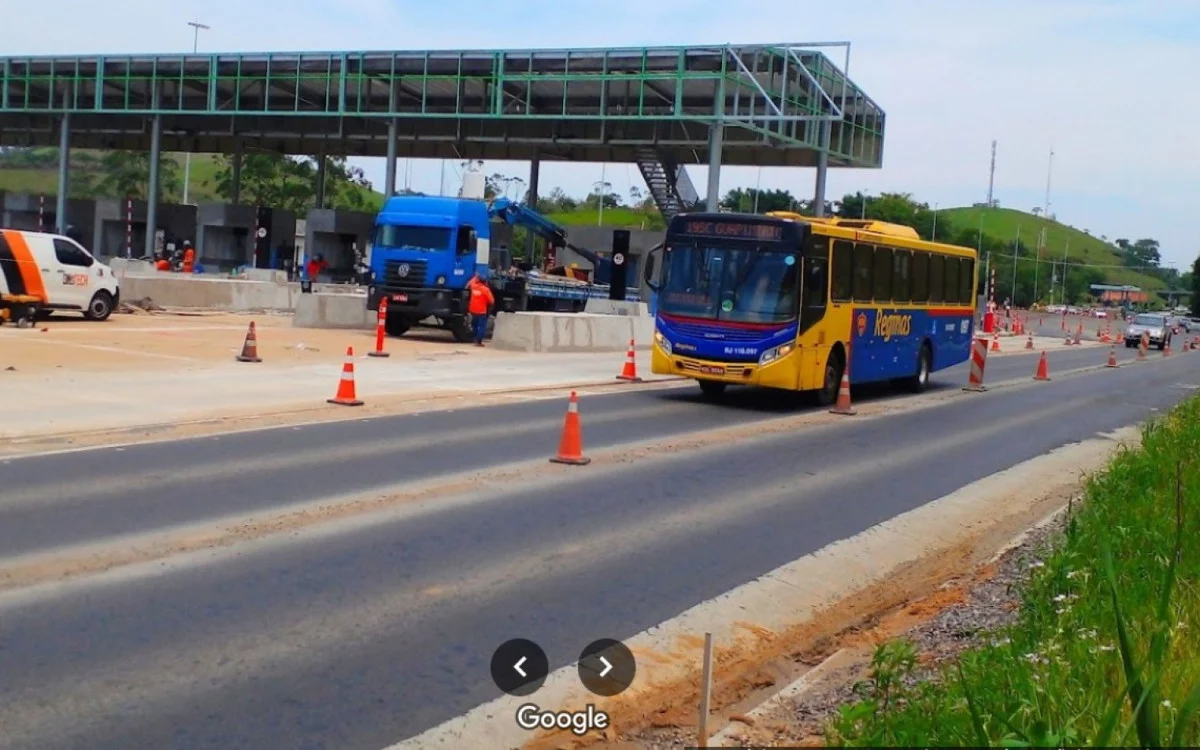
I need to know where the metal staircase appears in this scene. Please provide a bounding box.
[635,148,701,221]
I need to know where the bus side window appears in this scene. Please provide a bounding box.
[872,246,892,302]
[911,251,930,302]
[851,243,873,301]
[893,249,912,303]
[959,258,975,303]
[929,254,946,303]
[831,240,853,301]
[944,257,960,303]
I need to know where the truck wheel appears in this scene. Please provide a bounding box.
[385,315,412,337]
[450,316,474,343]
[84,291,114,321]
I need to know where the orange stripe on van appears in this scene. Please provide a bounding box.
[1,230,47,302]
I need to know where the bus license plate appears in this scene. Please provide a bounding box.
[391,293,408,302]
[699,365,725,375]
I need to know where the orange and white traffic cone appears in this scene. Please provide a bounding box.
[615,339,642,382]
[1064,332,1074,346]
[990,332,1001,352]
[327,346,364,406]
[368,297,390,358]
[235,321,263,363]
[1106,345,1119,368]
[1137,334,1148,362]
[550,391,590,465]
[1164,340,1172,357]
[1073,325,1082,346]
[1025,333,1034,350]
[829,362,856,416]
[1033,351,1051,381]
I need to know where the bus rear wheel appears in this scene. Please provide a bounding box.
[816,351,843,407]
[698,380,727,399]
[907,344,932,393]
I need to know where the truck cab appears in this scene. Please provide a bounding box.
[366,196,490,340]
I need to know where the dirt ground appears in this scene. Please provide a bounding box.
[0,308,511,374]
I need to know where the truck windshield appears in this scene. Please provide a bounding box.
[373,225,452,251]
[658,244,799,324]
[1133,314,1164,326]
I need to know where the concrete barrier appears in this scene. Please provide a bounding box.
[116,274,299,311]
[491,311,654,353]
[583,298,649,317]
[293,292,376,330]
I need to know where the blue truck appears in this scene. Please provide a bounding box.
[365,195,640,342]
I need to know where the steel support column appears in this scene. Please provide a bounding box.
[144,114,162,259]
[315,144,328,209]
[231,139,243,205]
[55,111,70,232]
[706,124,723,211]
[384,120,398,198]
[813,120,830,217]
[528,155,540,207]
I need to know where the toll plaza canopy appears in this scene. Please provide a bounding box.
[0,43,885,168]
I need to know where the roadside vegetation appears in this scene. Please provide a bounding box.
[826,394,1200,747]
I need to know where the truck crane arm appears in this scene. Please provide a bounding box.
[487,197,602,266]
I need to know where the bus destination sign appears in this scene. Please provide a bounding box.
[681,220,784,241]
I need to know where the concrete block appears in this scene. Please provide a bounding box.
[491,311,653,353]
[116,275,298,311]
[293,292,376,330]
[584,298,649,317]
[240,268,290,284]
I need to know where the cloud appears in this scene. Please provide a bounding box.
[2,0,1196,266]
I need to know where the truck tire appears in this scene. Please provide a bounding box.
[449,315,474,343]
[385,315,412,337]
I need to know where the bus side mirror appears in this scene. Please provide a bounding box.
[644,244,663,291]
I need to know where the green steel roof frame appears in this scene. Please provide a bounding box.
[0,43,885,168]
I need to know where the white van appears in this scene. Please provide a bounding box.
[0,229,120,320]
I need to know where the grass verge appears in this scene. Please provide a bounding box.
[826,393,1200,747]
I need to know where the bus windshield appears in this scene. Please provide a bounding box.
[658,244,800,324]
[373,225,452,251]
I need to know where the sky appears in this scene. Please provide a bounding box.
[3,0,1198,269]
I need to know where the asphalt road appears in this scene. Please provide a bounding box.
[0,347,1194,749]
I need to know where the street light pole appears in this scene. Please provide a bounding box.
[182,20,210,205]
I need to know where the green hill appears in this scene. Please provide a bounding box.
[940,206,1166,292]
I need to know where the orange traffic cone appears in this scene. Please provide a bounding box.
[829,363,856,416]
[327,346,364,406]
[1106,345,1119,368]
[615,339,642,382]
[550,391,590,465]
[1164,341,1173,357]
[368,297,390,358]
[1073,326,1082,346]
[236,321,263,363]
[990,332,1001,352]
[1025,333,1034,350]
[1033,351,1051,381]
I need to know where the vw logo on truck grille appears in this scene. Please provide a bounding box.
[397,263,411,277]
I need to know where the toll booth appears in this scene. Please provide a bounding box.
[303,209,374,283]
[195,204,297,273]
[0,192,96,247]
[92,199,196,261]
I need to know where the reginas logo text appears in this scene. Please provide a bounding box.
[873,312,912,341]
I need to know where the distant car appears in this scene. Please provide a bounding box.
[1125,313,1172,350]
[1178,317,1199,333]
[1091,309,1107,318]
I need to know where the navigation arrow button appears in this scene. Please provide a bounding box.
[578,639,636,697]
[490,638,548,697]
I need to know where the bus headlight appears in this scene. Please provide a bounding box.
[436,275,446,285]
[654,329,672,355]
[758,342,794,366]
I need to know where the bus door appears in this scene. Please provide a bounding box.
[797,245,829,391]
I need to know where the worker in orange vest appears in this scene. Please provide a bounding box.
[181,241,196,273]
[467,274,495,346]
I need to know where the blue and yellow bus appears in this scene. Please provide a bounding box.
[648,211,978,403]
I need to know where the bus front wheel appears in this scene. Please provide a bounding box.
[698,380,727,399]
[816,351,843,407]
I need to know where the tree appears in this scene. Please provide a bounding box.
[209,152,378,214]
[1191,254,1200,317]
[719,187,798,213]
[93,151,183,202]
